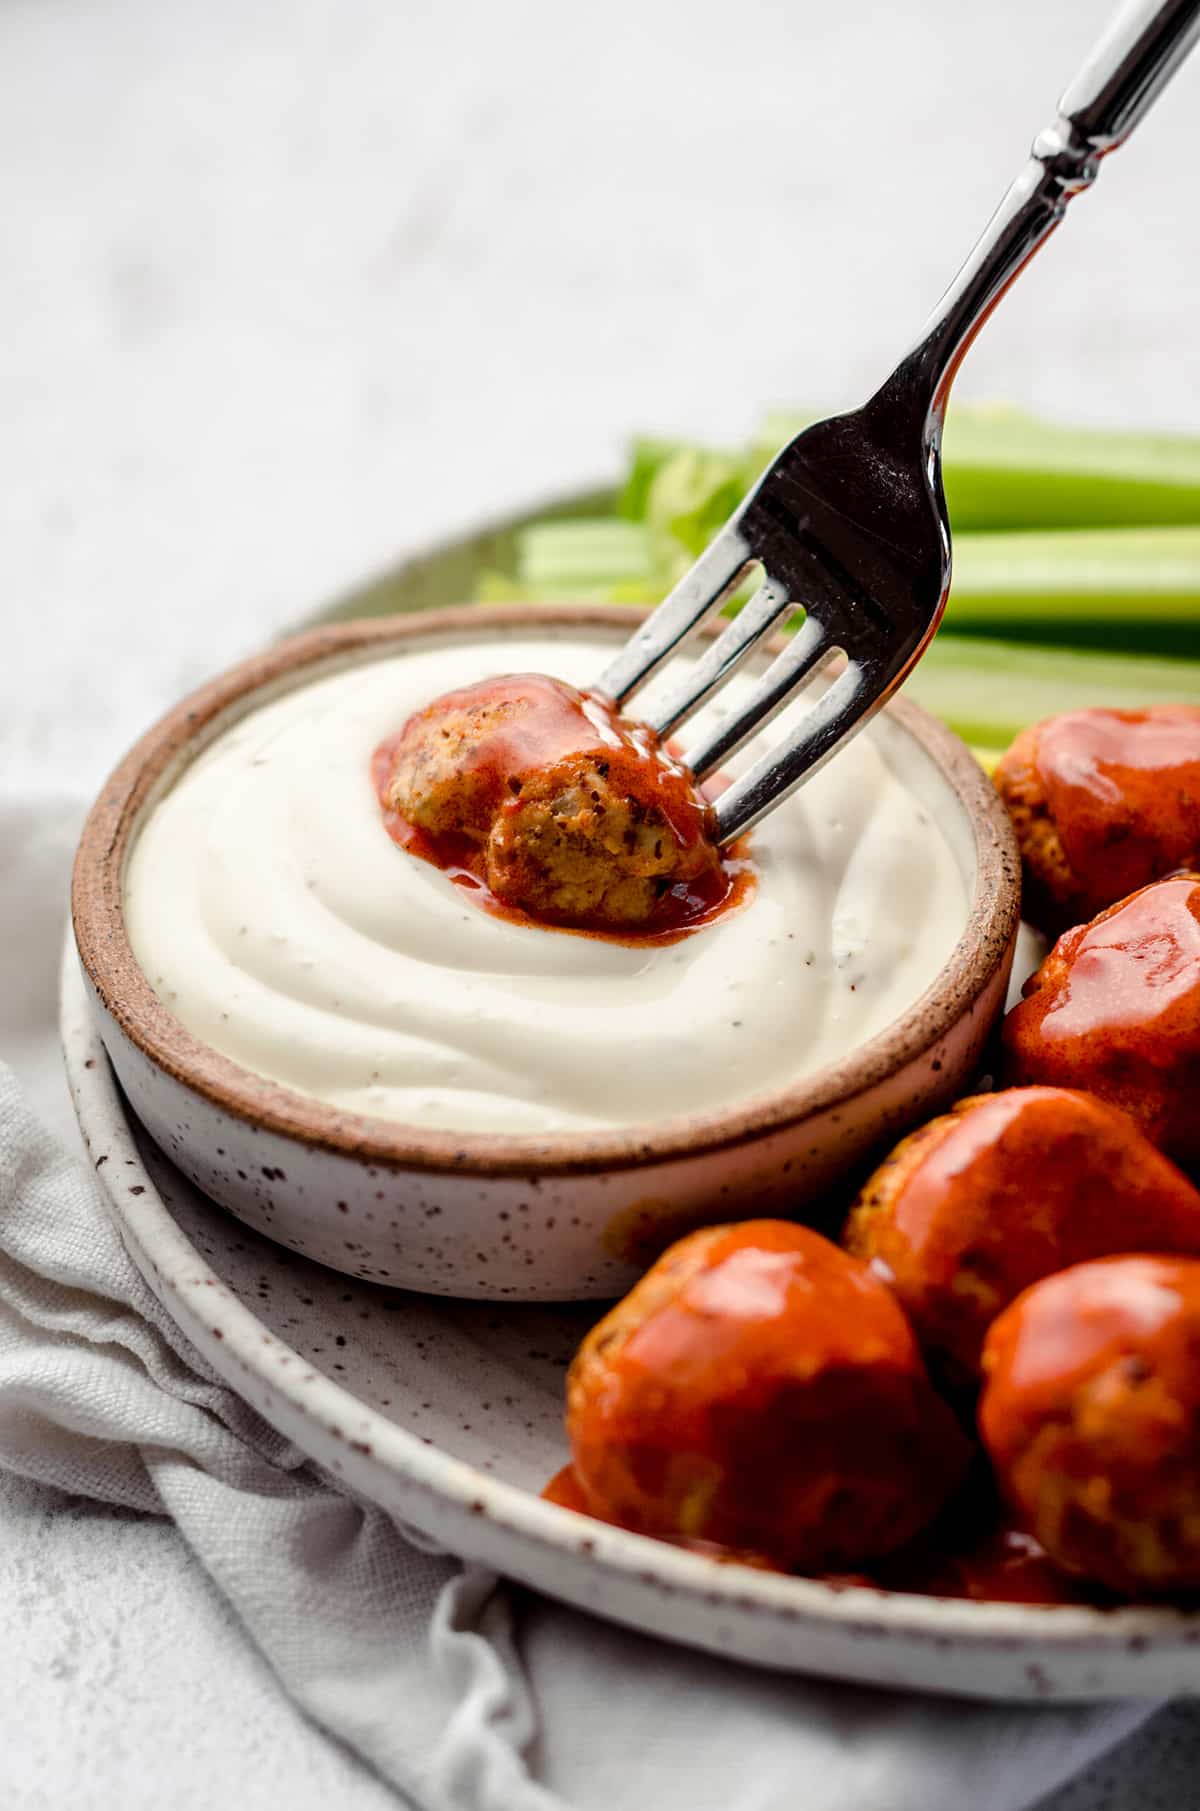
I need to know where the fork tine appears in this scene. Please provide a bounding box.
[595,526,752,704]
[712,661,879,844]
[684,613,833,780]
[644,577,794,739]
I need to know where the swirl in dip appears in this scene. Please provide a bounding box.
[123,626,968,1136]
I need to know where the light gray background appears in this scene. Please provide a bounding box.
[3,0,1200,1803]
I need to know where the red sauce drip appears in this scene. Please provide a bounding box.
[1036,707,1200,903]
[372,674,754,945]
[823,1467,1110,1604]
[873,1521,1099,1605]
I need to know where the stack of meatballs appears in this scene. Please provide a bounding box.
[563,704,1200,1601]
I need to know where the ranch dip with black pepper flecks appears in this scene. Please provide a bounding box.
[124,627,968,1134]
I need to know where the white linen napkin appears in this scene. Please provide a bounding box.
[0,793,1181,1811]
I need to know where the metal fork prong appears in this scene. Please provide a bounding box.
[712,661,876,844]
[595,526,753,705]
[683,614,833,780]
[644,578,794,740]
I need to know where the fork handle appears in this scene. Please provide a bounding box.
[905,0,1200,416]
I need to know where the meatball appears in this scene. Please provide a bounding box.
[1002,875,1200,1165]
[980,1255,1200,1596]
[541,1462,784,1569]
[566,1220,969,1572]
[994,706,1200,937]
[844,1087,1200,1390]
[380,673,722,930]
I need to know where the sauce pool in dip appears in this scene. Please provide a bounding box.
[123,627,968,1135]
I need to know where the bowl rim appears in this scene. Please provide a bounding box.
[72,602,1021,1177]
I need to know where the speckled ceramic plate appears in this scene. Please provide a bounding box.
[61,948,1200,1701]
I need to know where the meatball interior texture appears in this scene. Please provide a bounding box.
[994,706,1200,937]
[981,1255,1200,1596]
[844,1087,1200,1389]
[382,672,721,929]
[1002,874,1200,1165]
[566,1220,969,1572]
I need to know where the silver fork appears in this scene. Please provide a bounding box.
[597,0,1200,845]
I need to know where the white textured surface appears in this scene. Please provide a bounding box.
[3,0,1200,1801]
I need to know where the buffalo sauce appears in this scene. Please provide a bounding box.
[980,1254,1200,1454]
[1016,875,1200,1046]
[564,1223,969,1574]
[542,1463,595,1515]
[872,1518,1100,1605]
[976,1255,1200,1596]
[1035,707,1200,902]
[542,1465,1094,1603]
[373,673,752,943]
[849,1087,1200,1386]
[540,1464,783,1570]
[938,1528,1091,1605]
[832,1459,1111,1604]
[1001,875,1200,1163]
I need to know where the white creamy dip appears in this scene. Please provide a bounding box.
[124,628,969,1134]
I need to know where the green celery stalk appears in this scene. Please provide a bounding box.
[495,515,1200,653]
[618,438,691,521]
[946,526,1200,646]
[480,514,1200,657]
[756,404,1200,531]
[943,408,1200,531]
[903,635,1200,749]
[641,447,749,567]
[476,573,662,605]
[476,518,662,605]
[515,519,653,589]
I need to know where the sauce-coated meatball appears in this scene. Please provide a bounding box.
[981,1255,1200,1596]
[1002,875,1200,1165]
[994,706,1200,937]
[566,1220,969,1571]
[844,1087,1200,1389]
[380,673,723,931]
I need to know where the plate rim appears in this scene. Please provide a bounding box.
[60,940,1200,1673]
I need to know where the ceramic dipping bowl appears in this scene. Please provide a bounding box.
[71,604,1020,1300]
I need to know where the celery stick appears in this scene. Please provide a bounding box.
[478,575,660,605]
[478,574,615,605]
[642,447,748,563]
[946,526,1200,640]
[903,635,1200,749]
[943,408,1200,531]
[756,404,1200,531]
[516,519,653,589]
[618,438,691,521]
